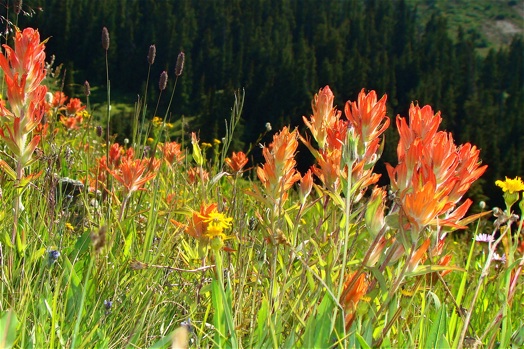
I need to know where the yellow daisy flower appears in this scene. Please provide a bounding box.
[495,176,524,194]
[202,211,233,239]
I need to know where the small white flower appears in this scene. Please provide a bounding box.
[474,233,494,243]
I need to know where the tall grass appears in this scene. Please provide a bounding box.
[0,25,523,349]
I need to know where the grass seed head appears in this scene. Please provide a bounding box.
[101,27,110,50]
[175,52,185,76]
[147,44,156,65]
[159,71,168,91]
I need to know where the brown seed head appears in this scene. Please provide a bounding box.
[14,0,22,15]
[147,44,156,65]
[101,27,110,51]
[175,52,185,76]
[159,71,168,91]
[84,81,91,97]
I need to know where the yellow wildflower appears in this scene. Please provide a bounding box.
[152,116,162,126]
[202,211,233,240]
[495,176,524,194]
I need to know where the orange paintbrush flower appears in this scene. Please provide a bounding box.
[187,167,209,184]
[396,104,441,160]
[109,157,160,194]
[161,141,185,165]
[402,178,447,234]
[172,203,218,240]
[257,126,301,202]
[0,27,48,245]
[312,148,345,192]
[0,27,47,175]
[50,91,68,109]
[302,86,341,150]
[299,168,314,204]
[341,271,369,330]
[301,87,388,200]
[0,28,47,99]
[225,151,249,174]
[344,88,389,160]
[387,103,487,235]
[108,143,124,168]
[65,98,86,116]
[60,115,80,130]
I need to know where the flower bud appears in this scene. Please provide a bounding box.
[299,169,313,204]
[365,186,386,237]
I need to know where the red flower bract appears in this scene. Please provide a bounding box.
[386,103,487,235]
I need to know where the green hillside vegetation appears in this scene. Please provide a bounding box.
[412,0,523,52]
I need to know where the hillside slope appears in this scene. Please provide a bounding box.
[412,0,523,52]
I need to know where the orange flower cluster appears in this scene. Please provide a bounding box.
[0,28,47,177]
[225,151,248,174]
[302,86,388,195]
[160,141,185,166]
[386,104,487,235]
[257,126,301,205]
[52,94,88,130]
[89,143,160,195]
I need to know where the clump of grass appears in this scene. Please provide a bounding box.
[0,24,523,349]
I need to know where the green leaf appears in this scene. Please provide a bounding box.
[211,279,226,347]
[0,160,16,180]
[356,332,372,349]
[0,309,19,349]
[302,292,335,348]
[424,304,449,349]
[406,264,465,278]
[254,298,269,349]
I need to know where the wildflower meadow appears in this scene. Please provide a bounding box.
[0,25,523,349]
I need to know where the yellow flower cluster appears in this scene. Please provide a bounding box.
[151,116,174,129]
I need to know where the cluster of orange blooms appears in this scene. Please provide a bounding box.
[255,85,488,328]
[49,91,88,130]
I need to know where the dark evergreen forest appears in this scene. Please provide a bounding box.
[13,0,524,206]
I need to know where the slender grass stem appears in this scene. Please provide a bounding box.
[456,227,508,349]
